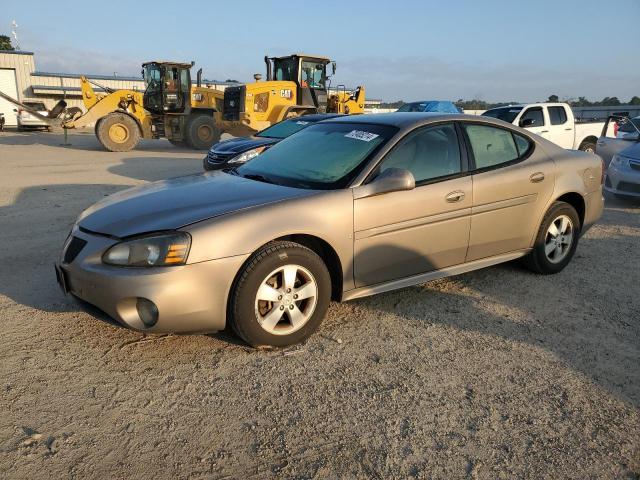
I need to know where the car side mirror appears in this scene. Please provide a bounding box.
[353,168,416,199]
[520,118,535,128]
[622,132,640,141]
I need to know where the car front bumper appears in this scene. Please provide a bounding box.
[56,227,249,333]
[604,161,640,197]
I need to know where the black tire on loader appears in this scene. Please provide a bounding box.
[185,114,220,150]
[95,112,141,152]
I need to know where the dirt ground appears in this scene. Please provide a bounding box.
[0,129,638,479]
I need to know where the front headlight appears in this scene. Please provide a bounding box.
[103,232,191,267]
[610,154,628,169]
[228,146,267,164]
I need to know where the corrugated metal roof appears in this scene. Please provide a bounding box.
[32,71,143,82]
[0,50,35,55]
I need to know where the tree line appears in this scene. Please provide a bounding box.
[381,95,640,110]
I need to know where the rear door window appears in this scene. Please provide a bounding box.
[463,124,520,169]
[548,106,568,125]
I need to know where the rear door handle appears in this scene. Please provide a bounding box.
[540,130,549,134]
[445,190,465,202]
[530,172,545,183]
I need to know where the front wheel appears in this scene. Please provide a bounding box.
[229,241,331,347]
[523,201,580,274]
[95,112,141,152]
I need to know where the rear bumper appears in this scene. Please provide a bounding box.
[57,227,249,333]
[18,117,49,127]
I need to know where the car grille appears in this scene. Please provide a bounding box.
[617,181,640,194]
[63,236,87,264]
[629,161,640,172]
[223,86,245,121]
[206,150,233,164]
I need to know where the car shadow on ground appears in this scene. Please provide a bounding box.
[349,238,639,409]
[0,129,210,154]
[107,157,205,182]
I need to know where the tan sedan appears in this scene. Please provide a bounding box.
[56,113,604,346]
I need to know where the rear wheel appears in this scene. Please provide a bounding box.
[96,113,141,152]
[229,241,331,347]
[523,201,580,274]
[185,114,220,150]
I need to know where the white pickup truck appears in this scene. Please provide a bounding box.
[482,102,604,153]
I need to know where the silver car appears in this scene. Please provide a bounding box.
[596,115,640,199]
[56,113,604,347]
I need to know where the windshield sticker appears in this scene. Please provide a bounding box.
[345,130,379,142]
[295,121,310,125]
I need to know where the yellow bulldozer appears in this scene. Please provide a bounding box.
[68,63,224,151]
[220,53,365,137]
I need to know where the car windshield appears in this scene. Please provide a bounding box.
[256,118,316,139]
[397,102,425,112]
[482,106,523,123]
[23,102,47,111]
[619,116,640,134]
[235,122,398,190]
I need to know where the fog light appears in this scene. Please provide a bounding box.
[136,298,159,327]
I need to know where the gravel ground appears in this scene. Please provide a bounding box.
[0,129,638,479]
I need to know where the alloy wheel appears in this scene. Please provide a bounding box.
[545,214,574,264]
[254,264,318,335]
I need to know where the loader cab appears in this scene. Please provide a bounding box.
[267,54,334,112]
[142,61,192,115]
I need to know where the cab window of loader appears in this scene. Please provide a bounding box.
[301,60,326,89]
[274,58,297,82]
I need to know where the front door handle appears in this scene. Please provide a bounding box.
[530,172,545,183]
[445,190,465,202]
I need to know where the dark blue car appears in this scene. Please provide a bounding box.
[396,100,462,114]
[203,113,344,171]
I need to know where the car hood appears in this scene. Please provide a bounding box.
[211,136,279,154]
[77,171,313,238]
[619,141,640,160]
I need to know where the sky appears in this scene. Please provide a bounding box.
[2,0,639,103]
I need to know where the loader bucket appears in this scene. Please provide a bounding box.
[0,89,61,125]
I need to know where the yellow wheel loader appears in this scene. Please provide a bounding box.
[220,53,365,137]
[0,64,224,152]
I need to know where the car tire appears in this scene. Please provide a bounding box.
[185,114,220,150]
[95,112,141,152]
[578,141,596,154]
[523,201,581,275]
[229,241,331,347]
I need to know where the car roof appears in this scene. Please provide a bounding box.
[321,112,509,129]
